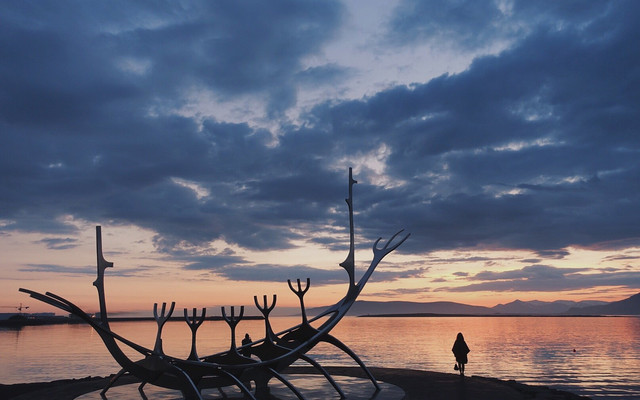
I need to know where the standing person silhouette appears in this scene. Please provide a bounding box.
[452,332,470,376]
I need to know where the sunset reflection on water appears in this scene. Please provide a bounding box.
[322,316,640,399]
[2,316,639,398]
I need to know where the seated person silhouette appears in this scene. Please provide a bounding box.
[241,333,252,357]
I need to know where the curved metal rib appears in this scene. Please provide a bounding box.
[323,333,380,391]
[267,367,306,400]
[299,353,345,398]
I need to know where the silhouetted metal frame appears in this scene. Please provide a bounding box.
[20,168,409,400]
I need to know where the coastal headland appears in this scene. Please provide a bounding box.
[0,366,590,399]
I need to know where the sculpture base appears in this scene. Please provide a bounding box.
[75,374,404,399]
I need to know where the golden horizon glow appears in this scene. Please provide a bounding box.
[2,221,638,316]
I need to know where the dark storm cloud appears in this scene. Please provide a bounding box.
[217,264,345,285]
[367,287,433,298]
[177,248,427,285]
[437,265,640,292]
[20,264,149,277]
[387,0,614,50]
[387,0,512,49]
[296,64,353,87]
[35,237,79,250]
[471,265,589,281]
[2,218,79,235]
[426,256,506,264]
[307,0,640,254]
[182,250,250,271]
[215,264,427,286]
[535,250,571,260]
[0,1,344,122]
[602,254,640,262]
[1,0,639,288]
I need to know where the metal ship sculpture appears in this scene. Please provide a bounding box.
[20,169,409,399]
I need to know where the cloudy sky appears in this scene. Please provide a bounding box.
[2,0,639,315]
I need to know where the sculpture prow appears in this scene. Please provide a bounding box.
[20,168,409,400]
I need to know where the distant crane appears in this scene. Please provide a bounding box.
[0,303,29,314]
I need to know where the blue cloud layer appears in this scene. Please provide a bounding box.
[1,1,639,292]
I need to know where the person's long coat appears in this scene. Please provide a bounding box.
[452,338,470,364]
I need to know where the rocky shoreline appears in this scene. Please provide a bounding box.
[1,366,591,400]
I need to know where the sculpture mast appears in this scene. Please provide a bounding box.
[339,167,357,288]
[93,226,113,327]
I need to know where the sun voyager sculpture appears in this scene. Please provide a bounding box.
[20,168,409,399]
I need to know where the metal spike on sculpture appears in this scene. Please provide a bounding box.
[20,168,410,400]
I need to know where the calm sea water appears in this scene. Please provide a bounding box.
[2,316,639,399]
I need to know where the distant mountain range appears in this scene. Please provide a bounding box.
[308,292,640,316]
[564,292,640,315]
